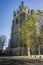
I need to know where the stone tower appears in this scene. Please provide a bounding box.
[10,1,31,55]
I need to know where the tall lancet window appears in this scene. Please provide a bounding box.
[16,18,18,24]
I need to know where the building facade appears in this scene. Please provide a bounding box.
[10,1,43,56]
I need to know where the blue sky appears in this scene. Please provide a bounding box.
[0,0,43,48]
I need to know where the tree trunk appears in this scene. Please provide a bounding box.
[28,46,30,57]
[38,45,41,58]
[39,45,40,55]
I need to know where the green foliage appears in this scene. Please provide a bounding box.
[18,12,37,48]
[18,9,43,52]
[18,9,43,55]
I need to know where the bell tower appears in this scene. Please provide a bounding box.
[10,1,30,56]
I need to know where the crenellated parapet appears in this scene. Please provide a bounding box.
[13,1,31,18]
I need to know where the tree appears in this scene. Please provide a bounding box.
[18,10,37,56]
[0,35,6,49]
[39,24,43,54]
[36,9,43,55]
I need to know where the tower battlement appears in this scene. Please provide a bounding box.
[13,1,30,18]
